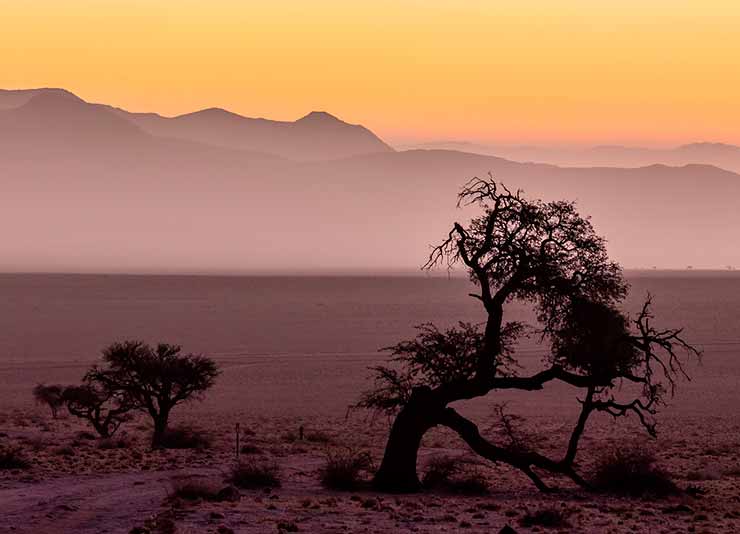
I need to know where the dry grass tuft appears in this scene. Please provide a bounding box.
[229,459,281,489]
[320,448,373,491]
[592,445,679,498]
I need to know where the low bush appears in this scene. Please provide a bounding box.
[239,444,261,455]
[169,476,221,501]
[422,455,489,495]
[305,430,332,444]
[229,459,281,489]
[76,430,98,441]
[0,447,30,469]
[97,434,133,450]
[320,448,373,491]
[592,445,679,497]
[520,507,571,528]
[32,383,65,418]
[54,445,75,457]
[157,426,211,450]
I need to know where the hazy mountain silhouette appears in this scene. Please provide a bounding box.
[0,90,144,148]
[405,141,740,174]
[115,107,393,161]
[2,88,739,272]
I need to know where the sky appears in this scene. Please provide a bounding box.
[2,0,739,147]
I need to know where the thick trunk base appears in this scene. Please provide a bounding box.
[372,387,442,493]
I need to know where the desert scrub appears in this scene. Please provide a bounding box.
[320,447,373,490]
[520,507,571,528]
[422,455,489,495]
[157,425,212,449]
[229,459,281,489]
[592,445,678,497]
[97,434,134,450]
[169,476,221,501]
[0,447,30,469]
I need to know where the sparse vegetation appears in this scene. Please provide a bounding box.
[240,444,261,455]
[592,445,679,497]
[422,455,489,495]
[320,448,373,490]
[169,476,221,501]
[157,425,211,449]
[305,430,332,443]
[229,459,281,489]
[32,384,65,418]
[0,446,30,469]
[97,434,133,450]
[520,507,571,528]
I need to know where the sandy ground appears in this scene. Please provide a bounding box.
[1,407,740,534]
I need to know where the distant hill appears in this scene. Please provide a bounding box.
[1,88,738,273]
[117,107,394,161]
[404,141,740,175]
[0,88,393,161]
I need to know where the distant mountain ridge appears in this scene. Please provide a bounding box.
[403,140,740,174]
[0,88,393,161]
[2,87,739,273]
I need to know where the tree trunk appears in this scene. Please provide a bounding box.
[373,387,443,492]
[92,420,110,438]
[151,413,169,448]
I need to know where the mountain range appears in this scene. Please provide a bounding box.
[1,88,738,273]
[402,141,740,175]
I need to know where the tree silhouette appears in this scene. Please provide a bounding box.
[62,382,132,438]
[359,177,700,492]
[85,341,219,448]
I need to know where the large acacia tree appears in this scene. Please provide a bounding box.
[360,178,699,492]
[86,341,219,448]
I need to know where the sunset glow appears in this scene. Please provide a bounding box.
[3,0,739,145]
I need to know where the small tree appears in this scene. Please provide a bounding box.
[32,383,65,418]
[86,341,219,448]
[359,178,700,492]
[62,382,132,438]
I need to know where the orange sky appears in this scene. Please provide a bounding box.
[2,0,739,146]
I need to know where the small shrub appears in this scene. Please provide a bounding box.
[305,430,332,444]
[170,476,220,501]
[76,430,98,441]
[282,432,298,443]
[520,507,571,528]
[449,470,489,495]
[229,459,281,489]
[422,456,461,488]
[592,445,679,497]
[0,447,30,469]
[240,444,261,455]
[32,384,65,418]
[320,448,373,491]
[422,455,489,495]
[54,445,75,457]
[157,426,211,450]
[277,520,299,532]
[98,434,133,450]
